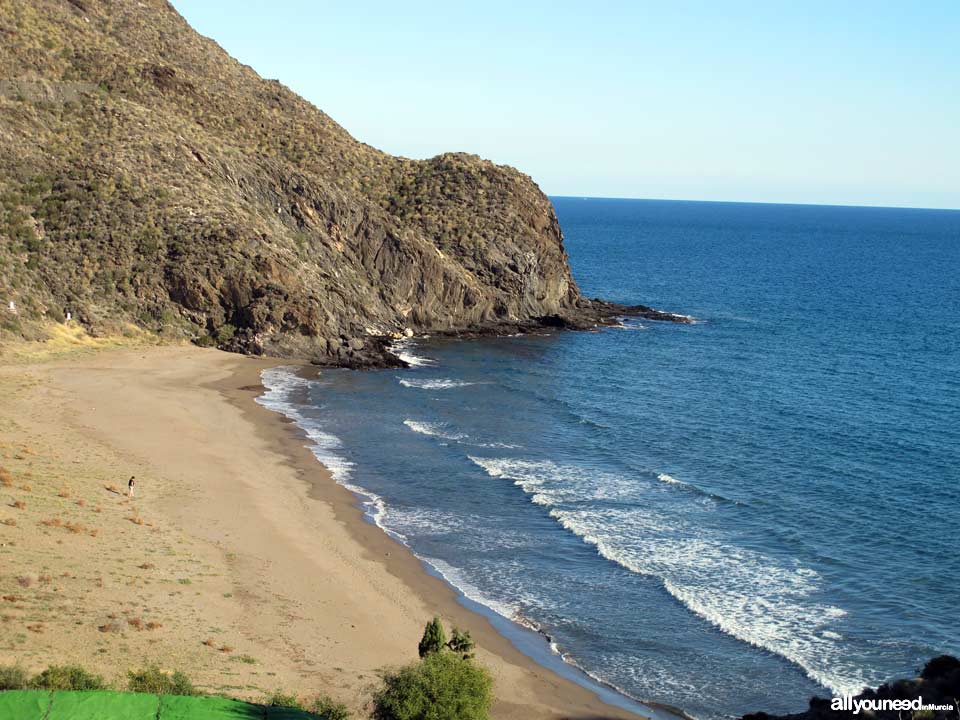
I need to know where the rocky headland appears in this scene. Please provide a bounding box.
[0,0,687,367]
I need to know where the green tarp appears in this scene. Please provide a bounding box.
[0,690,51,719]
[0,690,321,719]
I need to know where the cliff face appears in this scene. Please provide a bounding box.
[0,0,677,365]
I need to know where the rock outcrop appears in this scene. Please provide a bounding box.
[0,0,686,366]
[743,656,960,720]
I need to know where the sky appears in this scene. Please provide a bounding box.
[172,1,960,209]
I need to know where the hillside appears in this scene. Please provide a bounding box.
[0,0,681,366]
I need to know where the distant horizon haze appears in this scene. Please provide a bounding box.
[172,1,960,211]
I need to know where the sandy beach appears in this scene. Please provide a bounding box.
[0,340,645,719]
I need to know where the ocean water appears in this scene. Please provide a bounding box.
[257,198,960,719]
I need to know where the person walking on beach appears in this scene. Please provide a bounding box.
[127,476,135,498]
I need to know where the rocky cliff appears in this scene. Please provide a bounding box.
[0,0,683,366]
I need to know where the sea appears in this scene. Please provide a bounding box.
[256,197,960,719]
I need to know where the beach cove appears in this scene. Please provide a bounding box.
[0,342,656,720]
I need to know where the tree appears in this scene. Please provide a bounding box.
[372,651,492,720]
[417,616,447,658]
[446,628,475,660]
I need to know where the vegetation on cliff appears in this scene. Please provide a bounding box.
[0,0,672,366]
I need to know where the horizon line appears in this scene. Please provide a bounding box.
[547,194,960,213]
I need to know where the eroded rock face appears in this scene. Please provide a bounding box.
[0,0,685,365]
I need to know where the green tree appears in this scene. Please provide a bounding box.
[373,651,492,720]
[446,628,475,660]
[417,617,447,658]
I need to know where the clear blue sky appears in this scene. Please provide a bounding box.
[172,1,959,209]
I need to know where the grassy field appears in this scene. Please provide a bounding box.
[0,689,325,719]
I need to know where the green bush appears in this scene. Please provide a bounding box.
[311,694,351,720]
[127,665,197,695]
[372,651,492,720]
[29,665,105,691]
[216,323,236,343]
[0,664,28,690]
[417,617,446,658]
[266,690,302,709]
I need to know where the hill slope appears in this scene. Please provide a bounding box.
[0,0,679,366]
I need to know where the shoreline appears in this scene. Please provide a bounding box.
[0,342,676,719]
[218,354,681,720]
[228,359,689,720]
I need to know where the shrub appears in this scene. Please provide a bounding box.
[0,664,28,690]
[447,628,475,659]
[372,651,492,720]
[127,665,197,695]
[30,665,105,690]
[216,323,236,343]
[417,617,446,658]
[266,691,302,709]
[311,694,351,720]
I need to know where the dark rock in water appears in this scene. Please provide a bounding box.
[0,0,686,366]
[742,656,960,720]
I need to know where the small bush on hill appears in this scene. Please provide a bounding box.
[29,665,105,690]
[311,694,351,720]
[0,664,28,690]
[266,690,302,709]
[127,665,197,695]
[372,651,492,720]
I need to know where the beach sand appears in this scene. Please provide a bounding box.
[0,342,644,719]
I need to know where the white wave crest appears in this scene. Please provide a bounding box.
[469,454,867,695]
[389,339,435,367]
[403,420,467,441]
[657,473,685,486]
[398,378,475,390]
[257,367,389,527]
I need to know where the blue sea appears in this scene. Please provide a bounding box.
[258,198,960,719]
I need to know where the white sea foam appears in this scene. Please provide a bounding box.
[657,473,684,486]
[403,420,468,442]
[404,422,520,449]
[398,378,475,390]
[388,339,435,367]
[257,367,392,529]
[470,455,868,696]
[614,317,649,331]
[422,556,524,623]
